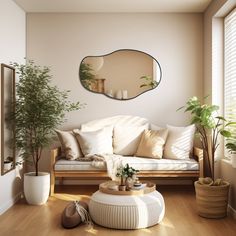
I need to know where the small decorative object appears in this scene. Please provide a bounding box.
[122,90,128,99]
[125,177,133,191]
[118,185,126,191]
[116,90,122,99]
[116,164,139,191]
[132,183,147,190]
[106,89,113,97]
[225,136,236,168]
[3,159,13,171]
[133,177,142,187]
[195,177,230,218]
[61,201,92,229]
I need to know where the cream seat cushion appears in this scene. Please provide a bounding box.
[55,156,199,171]
[55,130,82,160]
[164,124,195,160]
[113,124,148,155]
[136,129,168,159]
[73,127,113,156]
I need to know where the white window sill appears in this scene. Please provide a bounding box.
[221,158,231,165]
[221,158,236,169]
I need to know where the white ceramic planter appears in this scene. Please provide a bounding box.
[231,153,236,168]
[24,172,50,205]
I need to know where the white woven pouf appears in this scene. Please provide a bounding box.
[89,190,165,229]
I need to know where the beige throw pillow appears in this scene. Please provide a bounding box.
[55,130,82,160]
[164,124,195,160]
[136,129,169,159]
[73,128,113,156]
[113,124,148,156]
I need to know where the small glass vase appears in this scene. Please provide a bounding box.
[125,177,133,191]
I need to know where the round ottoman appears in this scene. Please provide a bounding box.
[89,190,165,229]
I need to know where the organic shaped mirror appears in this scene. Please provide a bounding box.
[1,64,15,175]
[79,49,162,100]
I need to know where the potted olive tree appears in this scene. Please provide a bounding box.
[13,60,82,205]
[179,96,235,218]
[226,137,236,168]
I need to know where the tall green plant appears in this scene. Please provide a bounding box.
[178,96,235,179]
[12,61,82,176]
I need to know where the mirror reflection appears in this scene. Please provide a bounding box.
[1,64,15,175]
[79,49,162,100]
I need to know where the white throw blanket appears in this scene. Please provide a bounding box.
[90,154,124,180]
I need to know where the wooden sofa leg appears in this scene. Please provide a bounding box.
[50,171,55,196]
[59,177,63,185]
[50,147,60,196]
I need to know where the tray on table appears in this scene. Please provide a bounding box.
[99,181,156,195]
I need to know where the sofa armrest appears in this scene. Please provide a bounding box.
[193,147,203,178]
[51,146,61,164]
[50,146,61,196]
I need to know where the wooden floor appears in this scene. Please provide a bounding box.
[0,185,235,236]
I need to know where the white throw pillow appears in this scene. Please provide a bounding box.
[73,128,113,156]
[55,129,82,160]
[113,124,148,156]
[150,123,163,131]
[81,124,113,135]
[164,124,195,160]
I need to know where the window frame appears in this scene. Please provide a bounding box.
[224,8,236,159]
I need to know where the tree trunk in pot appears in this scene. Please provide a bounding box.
[24,172,50,205]
[194,181,230,218]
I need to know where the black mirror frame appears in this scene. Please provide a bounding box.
[79,49,162,101]
[1,63,16,175]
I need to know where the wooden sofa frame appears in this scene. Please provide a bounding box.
[50,146,203,195]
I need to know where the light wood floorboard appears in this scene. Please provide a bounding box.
[0,185,235,236]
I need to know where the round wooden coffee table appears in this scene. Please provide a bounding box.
[89,181,165,229]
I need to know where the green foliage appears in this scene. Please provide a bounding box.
[79,62,96,89]
[116,164,139,185]
[116,164,139,178]
[12,60,82,176]
[226,140,236,153]
[139,75,158,89]
[178,96,235,179]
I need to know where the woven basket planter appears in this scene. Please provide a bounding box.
[194,181,230,219]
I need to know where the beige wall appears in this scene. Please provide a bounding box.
[27,13,203,130]
[203,0,227,101]
[0,0,25,214]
